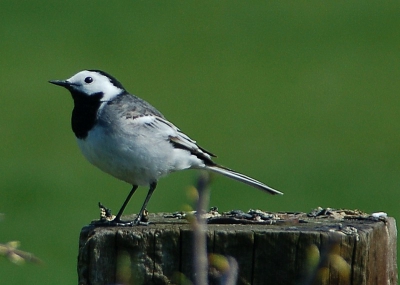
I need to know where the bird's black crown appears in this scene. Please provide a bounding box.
[89,69,126,90]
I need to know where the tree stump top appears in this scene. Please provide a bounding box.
[78,209,397,285]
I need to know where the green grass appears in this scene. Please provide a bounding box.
[0,1,399,284]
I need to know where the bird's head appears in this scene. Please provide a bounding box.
[49,70,127,101]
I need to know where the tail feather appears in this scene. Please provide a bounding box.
[205,165,283,195]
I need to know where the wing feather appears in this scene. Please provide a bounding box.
[128,115,216,165]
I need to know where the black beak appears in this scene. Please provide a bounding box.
[49,80,71,88]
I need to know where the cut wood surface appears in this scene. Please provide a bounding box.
[78,210,397,285]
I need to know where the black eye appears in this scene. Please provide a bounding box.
[84,77,93,84]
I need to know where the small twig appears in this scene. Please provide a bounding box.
[0,241,42,265]
[0,214,42,265]
[192,171,210,285]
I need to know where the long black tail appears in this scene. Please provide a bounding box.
[205,165,283,195]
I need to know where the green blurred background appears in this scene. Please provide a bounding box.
[0,1,399,284]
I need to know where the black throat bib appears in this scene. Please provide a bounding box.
[71,91,103,139]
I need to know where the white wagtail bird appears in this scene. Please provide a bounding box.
[49,70,283,225]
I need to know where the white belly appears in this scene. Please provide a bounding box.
[76,125,199,186]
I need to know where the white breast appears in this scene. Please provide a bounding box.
[76,121,204,186]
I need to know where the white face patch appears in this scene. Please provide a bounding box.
[66,70,124,101]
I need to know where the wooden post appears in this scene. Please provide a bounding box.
[77,212,397,285]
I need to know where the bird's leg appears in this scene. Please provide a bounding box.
[133,182,157,225]
[90,185,138,227]
[112,185,138,224]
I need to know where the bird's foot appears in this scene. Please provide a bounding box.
[132,219,151,226]
[109,216,151,226]
[90,216,150,226]
[89,203,151,227]
[90,218,133,227]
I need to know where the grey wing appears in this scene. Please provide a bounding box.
[130,115,217,165]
